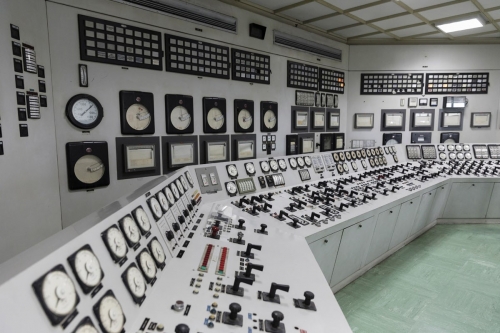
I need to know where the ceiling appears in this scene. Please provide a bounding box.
[219,0,500,44]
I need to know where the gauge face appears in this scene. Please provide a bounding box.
[73,249,103,288]
[170,183,180,199]
[337,164,344,173]
[121,216,141,245]
[164,187,175,205]
[339,152,345,161]
[226,181,237,195]
[356,151,362,159]
[97,295,125,333]
[345,151,351,160]
[105,227,127,259]
[371,148,377,156]
[378,147,384,155]
[227,164,238,177]
[41,270,78,316]
[366,149,372,157]
[139,251,157,280]
[149,239,166,265]
[125,266,146,299]
[245,162,255,174]
[393,155,399,163]
[351,161,358,171]
[74,155,105,184]
[149,197,163,219]
[157,192,169,212]
[447,144,455,151]
[297,157,305,167]
[382,156,387,164]
[463,144,470,151]
[438,145,445,151]
[343,163,349,172]
[449,153,456,160]
[260,161,270,172]
[185,171,194,186]
[170,105,191,131]
[369,159,375,167]
[134,207,151,234]
[374,158,379,166]
[456,145,463,151]
[263,110,277,130]
[126,103,151,130]
[457,152,464,160]
[278,159,287,170]
[465,152,472,160]
[439,152,447,160]
[71,99,99,125]
[304,156,312,167]
[237,109,253,130]
[269,160,279,171]
[289,158,297,168]
[175,179,184,195]
[207,107,225,130]
[179,175,189,191]
[386,139,399,145]
[333,153,339,162]
[361,160,367,168]
[75,324,98,333]
[361,149,367,158]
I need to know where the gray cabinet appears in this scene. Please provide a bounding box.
[442,182,494,219]
[486,183,500,218]
[389,197,419,249]
[365,205,401,265]
[309,231,342,284]
[330,216,376,287]
[428,183,451,224]
[410,189,436,236]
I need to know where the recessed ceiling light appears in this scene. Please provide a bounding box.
[436,15,486,33]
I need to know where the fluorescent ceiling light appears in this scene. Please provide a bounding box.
[436,17,485,33]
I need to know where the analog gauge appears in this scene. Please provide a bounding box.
[304,156,312,167]
[74,155,105,185]
[170,105,191,131]
[170,183,180,200]
[393,155,399,163]
[120,216,141,246]
[260,161,270,173]
[366,149,372,157]
[361,149,367,158]
[164,187,175,206]
[351,161,358,171]
[449,153,457,160]
[123,265,147,302]
[103,226,128,261]
[237,109,253,130]
[356,150,362,159]
[333,153,339,162]
[175,179,184,195]
[185,171,194,187]
[157,192,169,212]
[345,151,351,160]
[133,207,151,235]
[465,152,472,160]
[379,147,384,155]
[339,152,345,161]
[390,146,396,153]
[148,197,163,220]
[457,152,464,160]
[384,147,390,154]
[66,94,103,130]
[297,157,305,168]
[463,144,470,151]
[226,164,238,178]
[382,156,388,164]
[94,292,125,333]
[456,145,463,151]
[371,148,377,156]
[289,158,297,169]
[379,157,384,165]
[245,162,256,175]
[207,107,225,130]
[439,152,447,160]
[447,145,455,151]
[361,160,368,169]
[278,159,287,171]
[126,103,151,131]
[179,175,189,191]
[374,158,379,166]
[369,159,375,167]
[438,145,446,151]
[74,319,98,333]
[148,238,166,267]
[269,160,279,172]
[263,109,277,130]
[69,246,103,293]
[138,250,157,282]
[226,181,238,195]
[386,139,399,145]
[343,163,349,172]
[337,164,344,174]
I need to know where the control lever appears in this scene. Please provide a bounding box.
[175,324,190,333]
[371,193,377,200]
[287,203,297,212]
[236,219,246,230]
[349,190,358,198]
[362,195,370,203]
[251,196,262,204]
[364,186,372,193]
[290,218,300,229]
[265,311,285,333]
[242,243,262,259]
[278,210,288,221]
[294,291,317,311]
[310,212,320,222]
[382,189,388,195]
[240,262,264,281]
[262,283,290,304]
[267,193,274,201]
[258,224,268,235]
[226,275,254,297]
[239,197,249,207]
[222,303,243,326]
[262,202,272,213]
[173,223,181,232]
[391,186,398,192]
[337,202,348,211]
[232,231,245,245]
[304,185,310,191]
[178,216,186,225]
[251,205,261,216]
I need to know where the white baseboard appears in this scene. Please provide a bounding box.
[437,218,500,224]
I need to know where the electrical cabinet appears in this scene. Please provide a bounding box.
[308,231,342,285]
[389,197,419,249]
[486,183,500,218]
[427,183,450,224]
[365,205,401,265]
[410,189,436,236]
[442,182,494,219]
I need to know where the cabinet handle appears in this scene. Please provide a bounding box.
[472,184,475,186]
[442,187,445,190]
[410,202,413,204]
[429,193,432,196]
[359,224,363,228]
[324,239,329,243]
[390,211,393,213]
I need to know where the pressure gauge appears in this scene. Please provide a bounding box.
[179,175,189,191]
[122,264,147,304]
[164,187,175,206]
[382,156,387,165]
[438,145,446,151]
[102,226,128,262]
[463,144,470,151]
[304,156,312,167]
[337,163,344,174]
[74,155,106,185]
[369,159,375,167]
[393,155,399,163]
[361,160,368,169]
[262,109,277,130]
[356,150,362,159]
[74,318,98,333]
[170,105,191,131]
[68,245,103,294]
[269,159,279,172]
[278,159,287,171]
[66,94,103,130]
[366,149,372,157]
[237,108,253,130]
[297,157,305,168]
[343,162,349,172]
[126,103,151,131]
[226,164,238,178]
[137,250,157,282]
[361,149,367,158]
[185,171,194,187]
[93,291,126,333]
[207,107,225,130]
[449,152,457,160]
[333,153,339,162]
[379,147,384,155]
[245,162,256,175]
[465,152,472,160]
[170,182,180,200]
[175,179,184,195]
[157,192,170,212]
[133,206,151,235]
[374,158,379,166]
[166,94,194,134]
[226,181,238,196]
[371,148,377,156]
[148,197,163,220]
[345,151,351,160]
[448,145,455,151]
[457,152,464,160]
[339,152,345,161]
[260,161,270,173]
[119,215,141,246]
[456,145,463,151]
[203,98,226,133]
[351,161,358,171]
[439,152,447,160]
[289,158,297,169]
[148,237,166,268]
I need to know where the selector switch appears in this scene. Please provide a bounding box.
[238,262,264,281]
[262,282,290,304]
[175,324,190,333]
[293,291,317,311]
[210,226,220,239]
[258,224,268,235]
[226,275,254,297]
[236,219,246,230]
[241,243,262,259]
[264,311,285,333]
[222,302,243,327]
[166,231,175,241]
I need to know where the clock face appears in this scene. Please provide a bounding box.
[66,95,103,129]
[126,104,151,131]
[269,160,279,171]
[226,164,238,178]
[170,106,191,131]
[238,109,252,130]
[95,293,125,333]
[278,159,287,170]
[207,107,225,130]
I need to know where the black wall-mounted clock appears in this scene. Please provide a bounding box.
[260,101,278,132]
[119,91,155,135]
[66,141,110,190]
[203,97,226,134]
[234,99,254,133]
[165,94,193,134]
[66,94,103,130]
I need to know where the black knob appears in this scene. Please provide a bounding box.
[166,230,175,241]
[191,199,197,206]
[183,210,189,217]
[237,231,244,241]
[172,223,180,232]
[187,204,193,211]
[271,311,284,328]
[292,218,299,227]
[304,291,315,306]
[238,219,245,228]
[178,216,186,224]
[211,225,219,237]
[229,303,241,320]
[260,224,268,233]
[175,324,190,333]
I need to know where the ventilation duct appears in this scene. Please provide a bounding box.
[274,30,342,61]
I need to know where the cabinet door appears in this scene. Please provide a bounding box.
[309,231,342,284]
[389,198,419,249]
[330,216,376,287]
[442,182,494,219]
[365,205,401,265]
[410,189,436,236]
[428,183,450,224]
[486,183,500,218]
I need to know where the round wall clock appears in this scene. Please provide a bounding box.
[66,94,103,129]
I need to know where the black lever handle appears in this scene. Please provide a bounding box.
[267,282,290,299]
[244,243,262,258]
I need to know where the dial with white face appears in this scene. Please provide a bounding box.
[71,98,100,125]
[75,323,98,333]
[139,251,157,280]
[463,144,470,151]
[345,152,351,160]
[343,163,349,172]
[73,248,102,288]
[449,153,456,160]
[465,152,472,160]
[382,156,387,164]
[278,159,287,170]
[207,107,225,130]
[260,161,270,173]
[227,164,238,178]
[237,109,253,130]
[438,145,446,151]
[179,175,189,191]
[170,105,191,131]
[351,161,358,171]
[369,159,375,167]
[269,160,279,171]
[74,155,105,185]
[337,164,344,174]
[149,239,166,265]
[170,183,180,200]
[297,157,305,167]
[393,155,399,163]
[371,148,377,156]
[41,270,78,316]
[304,156,312,167]
[361,160,367,169]
[185,171,194,186]
[245,162,255,175]
[439,152,447,160]
[97,295,125,333]
[133,207,151,234]
[448,145,455,151]
[339,153,345,161]
[126,103,151,130]
[333,153,339,162]
[157,192,169,212]
[105,227,128,259]
[263,109,277,130]
[121,216,141,245]
[289,158,297,168]
[361,150,367,158]
[356,151,362,159]
[164,187,175,206]
[366,149,372,157]
[379,147,384,155]
[149,197,163,219]
[457,152,464,160]
[456,145,463,151]
[226,181,237,195]
[125,265,146,299]
[175,179,184,195]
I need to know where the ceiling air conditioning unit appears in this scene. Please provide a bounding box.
[116,0,237,33]
[273,30,342,61]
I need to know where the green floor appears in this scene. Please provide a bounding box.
[335,224,500,333]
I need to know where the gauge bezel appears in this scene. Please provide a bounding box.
[101,225,129,263]
[121,263,147,305]
[132,206,151,235]
[66,94,104,130]
[136,249,157,284]
[147,237,166,270]
[119,215,142,248]
[92,290,126,333]
[67,244,104,294]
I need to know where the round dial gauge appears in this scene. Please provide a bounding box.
[105,227,127,259]
[278,159,287,171]
[345,152,351,160]
[170,105,191,131]
[361,160,368,168]
[351,161,358,171]
[337,164,344,174]
[207,107,225,130]
[175,179,184,195]
[237,109,253,130]
[263,110,277,130]
[97,295,125,333]
[179,175,189,191]
[125,265,146,299]
[226,181,237,195]
[227,164,238,178]
[289,158,297,168]
[157,192,169,212]
[361,149,367,158]
[393,155,399,163]
[456,145,463,151]
[75,323,98,333]
[139,251,157,280]
[42,270,78,316]
[386,139,399,145]
[356,151,362,159]
[134,207,151,234]
[343,163,349,172]
[297,157,305,167]
[269,160,279,171]
[379,157,385,165]
[245,162,256,174]
[66,95,103,129]
[371,148,377,156]
[260,161,270,172]
[164,187,175,206]
[304,156,312,167]
[439,152,447,160]
[369,159,375,167]
[74,155,105,184]
[374,158,379,166]
[465,152,472,160]
[350,152,356,160]
[170,183,180,200]
[149,239,166,265]
[438,145,446,151]
[126,103,151,131]
[149,197,163,219]
[185,171,194,186]
[333,153,339,162]
[73,249,103,288]
[121,216,141,245]
[339,153,345,161]
[366,149,372,157]
[449,153,457,160]
[379,147,384,155]
[382,156,388,164]
[447,144,456,151]
[457,152,464,160]
[463,144,470,151]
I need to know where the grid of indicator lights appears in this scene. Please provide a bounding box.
[361,73,424,95]
[473,145,489,159]
[166,34,230,79]
[231,48,270,84]
[488,145,500,159]
[326,94,334,108]
[295,90,315,106]
[287,61,318,90]
[425,73,489,94]
[319,68,345,93]
[78,15,162,70]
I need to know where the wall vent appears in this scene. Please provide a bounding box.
[274,30,342,61]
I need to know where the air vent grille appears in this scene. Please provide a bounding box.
[274,30,342,61]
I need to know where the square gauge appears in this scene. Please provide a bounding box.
[430,98,439,107]
[206,141,227,163]
[66,141,110,190]
[169,142,195,168]
[334,133,345,150]
[414,113,432,127]
[471,112,491,128]
[354,113,374,129]
[301,138,314,154]
[124,145,155,172]
[442,112,461,127]
[236,140,255,160]
[119,91,155,135]
[385,113,403,127]
[312,111,325,129]
[165,94,194,134]
[203,97,226,133]
[234,99,254,133]
[294,110,308,129]
[328,112,340,129]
